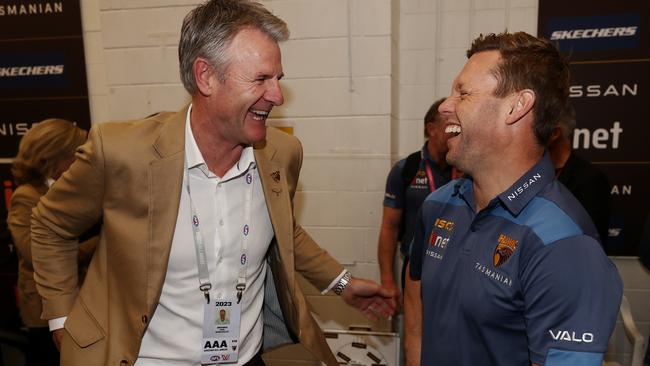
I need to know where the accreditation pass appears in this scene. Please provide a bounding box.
[202,297,241,364]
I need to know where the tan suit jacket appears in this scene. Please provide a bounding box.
[8,183,97,328]
[31,106,344,365]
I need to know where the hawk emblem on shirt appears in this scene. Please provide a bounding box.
[493,234,518,267]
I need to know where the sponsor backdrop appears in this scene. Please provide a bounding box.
[539,1,650,255]
[0,0,90,224]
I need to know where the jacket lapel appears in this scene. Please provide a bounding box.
[146,107,186,310]
[254,139,295,297]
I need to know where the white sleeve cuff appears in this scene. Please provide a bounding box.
[321,270,348,295]
[48,316,67,331]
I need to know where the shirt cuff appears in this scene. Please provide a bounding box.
[321,270,348,295]
[48,316,67,331]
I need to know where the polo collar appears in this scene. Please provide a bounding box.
[497,151,555,216]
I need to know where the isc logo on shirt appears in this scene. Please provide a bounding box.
[434,218,454,231]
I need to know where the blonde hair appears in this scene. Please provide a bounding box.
[12,119,87,186]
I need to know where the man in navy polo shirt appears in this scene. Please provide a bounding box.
[378,98,456,364]
[405,32,622,366]
[378,98,454,297]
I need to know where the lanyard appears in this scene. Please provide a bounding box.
[423,158,462,192]
[184,160,254,304]
[423,159,436,193]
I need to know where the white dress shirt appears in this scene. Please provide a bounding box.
[136,106,274,365]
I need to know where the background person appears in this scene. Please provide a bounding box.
[30,1,395,365]
[378,98,455,299]
[376,98,455,365]
[7,118,96,366]
[548,105,611,244]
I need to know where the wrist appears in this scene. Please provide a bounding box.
[380,274,396,285]
[332,271,352,295]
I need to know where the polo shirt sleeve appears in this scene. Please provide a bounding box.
[520,235,622,366]
[383,160,407,209]
[408,206,426,281]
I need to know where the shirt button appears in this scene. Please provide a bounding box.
[219,219,224,226]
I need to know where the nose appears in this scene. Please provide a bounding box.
[438,96,455,116]
[265,78,284,106]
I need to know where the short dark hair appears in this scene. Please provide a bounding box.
[468,32,570,145]
[423,98,446,136]
[558,103,577,139]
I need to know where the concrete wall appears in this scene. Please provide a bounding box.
[78,0,648,364]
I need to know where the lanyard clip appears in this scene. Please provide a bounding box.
[200,283,212,304]
[236,283,246,304]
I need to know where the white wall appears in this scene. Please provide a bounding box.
[79,0,647,363]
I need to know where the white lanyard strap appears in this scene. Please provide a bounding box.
[185,159,254,305]
[237,171,254,304]
[185,160,212,303]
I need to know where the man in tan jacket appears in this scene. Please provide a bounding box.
[30,1,395,365]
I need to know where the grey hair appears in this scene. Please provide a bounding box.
[178,0,289,94]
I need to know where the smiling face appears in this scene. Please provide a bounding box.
[439,50,513,175]
[203,27,284,146]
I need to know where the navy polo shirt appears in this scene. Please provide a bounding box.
[410,153,622,366]
[383,143,453,255]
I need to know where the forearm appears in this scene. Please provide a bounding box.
[377,228,399,286]
[293,223,345,290]
[404,266,422,366]
[377,206,403,288]
[31,213,82,319]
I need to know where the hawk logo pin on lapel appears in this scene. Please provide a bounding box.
[270,170,281,183]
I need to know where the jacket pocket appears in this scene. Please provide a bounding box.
[65,296,105,348]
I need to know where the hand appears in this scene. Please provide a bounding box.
[52,328,65,351]
[341,277,397,321]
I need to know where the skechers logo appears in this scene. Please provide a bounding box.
[0,65,64,77]
[549,330,594,343]
[551,26,637,40]
[544,13,641,52]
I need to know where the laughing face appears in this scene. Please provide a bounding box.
[206,27,284,146]
[438,50,513,175]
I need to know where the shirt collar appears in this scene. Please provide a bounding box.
[185,104,256,179]
[185,104,204,171]
[496,151,555,216]
[421,142,433,162]
[453,178,475,209]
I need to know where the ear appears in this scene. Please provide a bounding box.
[505,89,535,125]
[193,57,217,96]
[425,121,435,138]
[550,126,562,141]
